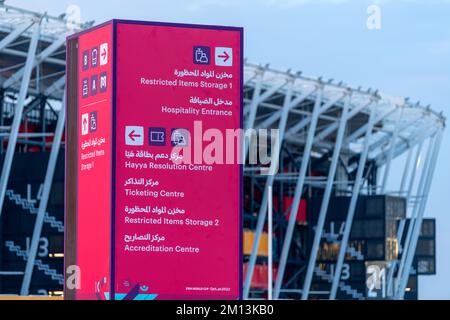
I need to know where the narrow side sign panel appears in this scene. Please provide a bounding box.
[72,23,113,300]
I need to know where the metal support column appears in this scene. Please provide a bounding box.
[267,186,273,300]
[20,91,66,295]
[385,141,423,297]
[0,88,4,153]
[0,20,35,51]
[399,147,413,195]
[2,32,68,89]
[273,87,324,299]
[40,98,46,151]
[314,100,373,144]
[257,88,318,130]
[329,104,377,299]
[285,93,345,138]
[381,106,404,193]
[301,92,351,299]
[243,80,294,299]
[396,131,442,299]
[244,71,263,164]
[394,137,433,297]
[0,20,41,217]
[406,143,424,202]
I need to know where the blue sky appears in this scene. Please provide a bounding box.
[8,0,450,299]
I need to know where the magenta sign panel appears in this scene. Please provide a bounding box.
[67,20,243,300]
[113,22,242,299]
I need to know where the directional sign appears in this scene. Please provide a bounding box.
[66,20,242,301]
[113,22,242,301]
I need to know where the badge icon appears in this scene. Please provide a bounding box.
[171,128,189,147]
[148,127,166,146]
[89,111,97,132]
[99,72,107,93]
[91,46,98,68]
[82,50,89,70]
[91,74,98,96]
[193,46,210,65]
[82,78,89,98]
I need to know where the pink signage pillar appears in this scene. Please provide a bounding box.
[65,20,243,300]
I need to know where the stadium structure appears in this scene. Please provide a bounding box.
[0,3,445,299]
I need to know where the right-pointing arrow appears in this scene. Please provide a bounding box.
[218,51,230,62]
[101,48,107,60]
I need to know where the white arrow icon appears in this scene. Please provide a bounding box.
[125,126,143,146]
[81,113,89,135]
[215,47,232,66]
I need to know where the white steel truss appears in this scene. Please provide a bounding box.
[243,63,444,300]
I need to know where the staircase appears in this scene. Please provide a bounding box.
[314,266,364,300]
[5,189,64,232]
[4,241,64,284]
[346,246,364,260]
